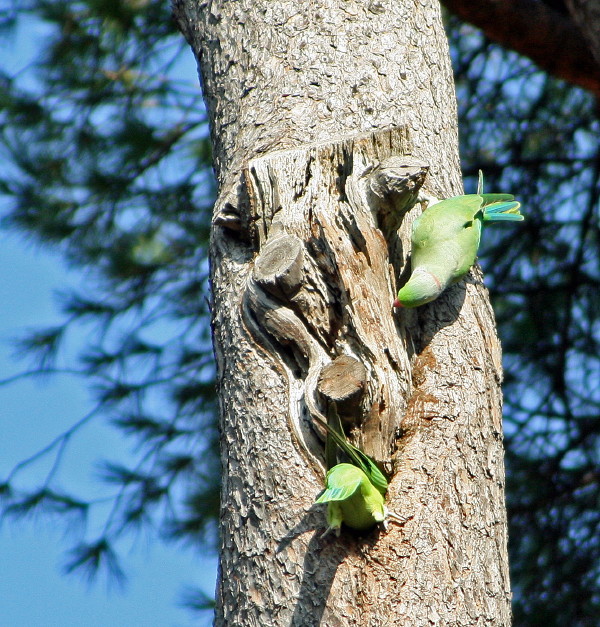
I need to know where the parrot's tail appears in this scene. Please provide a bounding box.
[482,200,524,222]
[477,170,523,221]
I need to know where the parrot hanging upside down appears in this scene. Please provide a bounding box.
[316,463,387,534]
[394,171,524,308]
[313,412,401,536]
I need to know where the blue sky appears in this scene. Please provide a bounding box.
[0,232,218,627]
[0,10,218,627]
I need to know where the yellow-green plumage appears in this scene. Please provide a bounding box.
[316,463,386,533]
[395,172,523,308]
[313,410,389,535]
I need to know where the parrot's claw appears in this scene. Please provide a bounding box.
[384,507,408,527]
[388,512,408,526]
[320,525,341,539]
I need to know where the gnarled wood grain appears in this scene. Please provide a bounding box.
[173,1,511,624]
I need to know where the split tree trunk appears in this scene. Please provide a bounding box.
[174,1,511,624]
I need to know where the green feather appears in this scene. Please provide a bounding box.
[313,411,388,496]
[482,201,523,221]
[313,406,390,534]
[394,170,523,308]
[315,465,362,503]
[316,464,386,533]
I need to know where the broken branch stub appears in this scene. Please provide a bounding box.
[243,127,416,463]
[366,156,429,238]
[317,355,367,428]
[253,234,304,299]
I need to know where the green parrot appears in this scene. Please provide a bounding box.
[394,171,523,308]
[316,463,386,534]
[313,411,391,536]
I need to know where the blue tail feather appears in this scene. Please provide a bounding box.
[483,201,523,222]
[477,170,523,221]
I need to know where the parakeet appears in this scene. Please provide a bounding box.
[394,171,523,308]
[316,463,386,533]
[313,411,390,535]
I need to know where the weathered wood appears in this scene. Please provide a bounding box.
[366,156,430,238]
[244,130,416,464]
[252,234,304,299]
[173,1,511,625]
[318,355,366,427]
[565,0,600,67]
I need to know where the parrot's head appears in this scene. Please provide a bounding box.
[394,268,442,308]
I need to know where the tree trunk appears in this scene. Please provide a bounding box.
[173,1,511,624]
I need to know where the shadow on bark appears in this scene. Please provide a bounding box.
[410,280,468,353]
[277,512,384,626]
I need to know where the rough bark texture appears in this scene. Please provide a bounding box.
[442,0,600,99]
[173,1,511,624]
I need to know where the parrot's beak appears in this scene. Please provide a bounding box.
[393,298,402,308]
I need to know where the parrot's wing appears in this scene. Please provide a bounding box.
[313,414,389,496]
[480,193,515,205]
[315,466,363,503]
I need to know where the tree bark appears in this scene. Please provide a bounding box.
[173,1,511,624]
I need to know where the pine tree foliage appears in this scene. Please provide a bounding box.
[448,16,600,625]
[1,1,599,624]
[0,0,219,606]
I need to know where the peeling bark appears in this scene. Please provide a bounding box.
[173,1,511,624]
